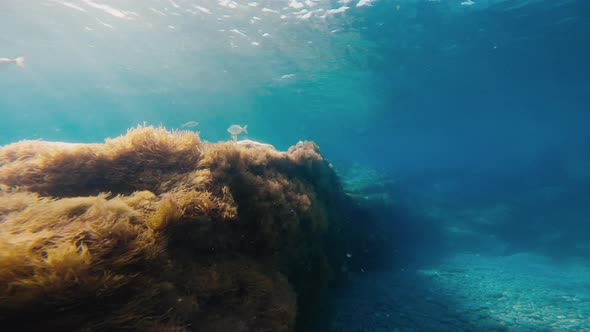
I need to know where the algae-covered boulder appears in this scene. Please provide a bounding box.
[0,126,358,331]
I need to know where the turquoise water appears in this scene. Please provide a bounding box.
[2,0,590,330]
[1,0,382,151]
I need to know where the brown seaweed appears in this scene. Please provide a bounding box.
[0,125,354,331]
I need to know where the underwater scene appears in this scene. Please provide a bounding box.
[1,0,589,331]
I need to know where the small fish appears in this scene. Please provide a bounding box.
[227,124,248,135]
[227,124,248,141]
[181,121,199,128]
[0,56,25,68]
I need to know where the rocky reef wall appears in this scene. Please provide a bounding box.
[0,126,390,331]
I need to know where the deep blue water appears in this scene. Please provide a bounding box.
[1,0,590,330]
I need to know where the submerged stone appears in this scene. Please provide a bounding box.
[0,125,390,332]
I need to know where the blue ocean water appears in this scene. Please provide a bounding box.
[1,0,590,330]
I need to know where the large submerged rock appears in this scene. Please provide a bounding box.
[0,125,370,331]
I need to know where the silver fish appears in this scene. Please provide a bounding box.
[0,56,25,68]
[181,121,199,128]
[227,124,248,142]
[227,124,248,135]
